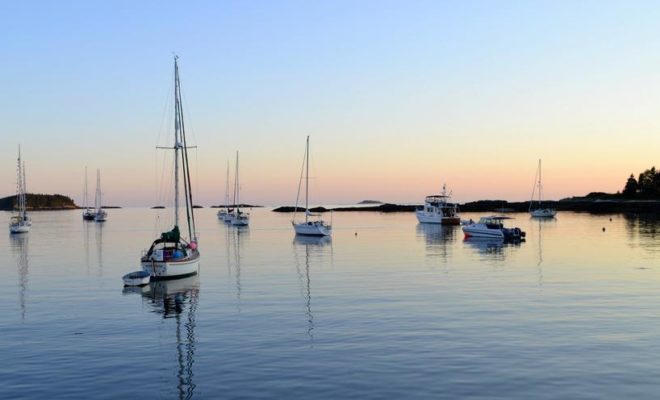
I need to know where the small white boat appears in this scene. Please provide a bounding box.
[415,184,460,225]
[462,216,525,241]
[122,270,151,286]
[9,146,31,234]
[292,136,332,237]
[529,159,556,218]
[94,169,108,222]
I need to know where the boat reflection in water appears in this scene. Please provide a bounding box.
[293,235,332,343]
[416,223,457,263]
[10,234,29,320]
[463,236,524,262]
[123,275,199,400]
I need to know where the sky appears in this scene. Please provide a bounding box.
[2,0,660,206]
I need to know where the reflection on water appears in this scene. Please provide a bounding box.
[624,214,660,255]
[95,223,104,277]
[10,234,29,320]
[293,235,332,342]
[124,275,199,400]
[226,227,249,311]
[416,224,457,263]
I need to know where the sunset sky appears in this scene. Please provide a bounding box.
[2,1,660,206]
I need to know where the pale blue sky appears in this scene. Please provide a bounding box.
[2,1,660,205]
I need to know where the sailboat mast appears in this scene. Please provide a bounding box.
[235,151,240,213]
[538,159,542,204]
[22,161,27,218]
[225,160,230,207]
[84,166,88,210]
[173,57,182,229]
[173,56,196,241]
[96,169,102,211]
[305,136,310,223]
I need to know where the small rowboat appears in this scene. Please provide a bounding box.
[122,270,151,286]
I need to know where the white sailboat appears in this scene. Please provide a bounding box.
[228,151,249,226]
[93,169,107,222]
[141,56,200,280]
[292,136,332,236]
[217,160,231,222]
[9,146,31,234]
[529,159,556,218]
[82,166,95,220]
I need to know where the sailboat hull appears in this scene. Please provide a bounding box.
[530,209,557,218]
[141,254,200,280]
[293,222,332,236]
[9,223,31,234]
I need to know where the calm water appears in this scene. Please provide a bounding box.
[2,209,660,399]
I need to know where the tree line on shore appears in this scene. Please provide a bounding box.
[622,167,660,198]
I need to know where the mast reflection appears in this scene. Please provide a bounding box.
[10,234,29,320]
[124,276,199,399]
[293,235,331,342]
[226,227,248,311]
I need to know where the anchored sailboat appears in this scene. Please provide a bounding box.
[93,169,107,222]
[82,167,95,220]
[217,160,231,222]
[529,159,556,218]
[9,146,31,234]
[228,151,249,226]
[292,136,331,236]
[141,56,200,280]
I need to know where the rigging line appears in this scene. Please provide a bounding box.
[178,78,195,241]
[293,139,307,223]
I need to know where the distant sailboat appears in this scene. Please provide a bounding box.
[217,160,231,222]
[82,167,95,220]
[228,151,249,226]
[140,56,200,280]
[529,159,556,218]
[9,146,31,234]
[292,136,332,236]
[93,169,108,222]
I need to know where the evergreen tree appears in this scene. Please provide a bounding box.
[623,174,638,197]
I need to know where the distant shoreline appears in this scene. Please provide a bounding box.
[273,199,660,214]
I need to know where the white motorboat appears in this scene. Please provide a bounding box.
[122,270,151,286]
[529,159,556,218]
[227,151,250,226]
[462,216,525,241]
[93,169,107,222]
[9,146,31,234]
[141,56,200,280]
[292,136,332,237]
[415,184,460,225]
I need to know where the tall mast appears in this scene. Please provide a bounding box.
[22,161,27,218]
[235,151,240,213]
[96,169,102,211]
[305,136,309,223]
[84,166,88,210]
[538,159,542,203]
[173,56,181,229]
[225,160,230,207]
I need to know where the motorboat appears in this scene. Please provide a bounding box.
[415,184,460,225]
[462,216,525,241]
